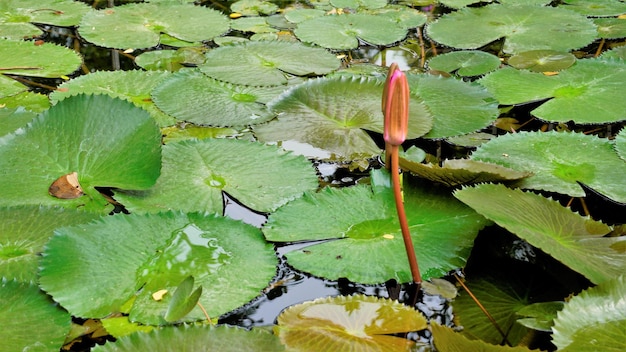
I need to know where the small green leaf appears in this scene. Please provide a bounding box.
[164,276,203,322]
[0,0,90,39]
[516,301,564,332]
[427,50,501,77]
[508,50,576,72]
[0,38,82,78]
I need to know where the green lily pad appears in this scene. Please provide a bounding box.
[199,41,340,86]
[426,4,597,54]
[161,125,242,144]
[231,0,279,16]
[451,277,530,346]
[0,74,28,98]
[400,159,532,187]
[0,0,90,39]
[78,3,229,49]
[0,205,100,283]
[294,14,407,50]
[275,294,427,352]
[0,38,82,77]
[409,74,499,139]
[284,9,327,23]
[0,94,162,213]
[230,16,277,34]
[470,131,626,203]
[0,91,49,112]
[516,301,564,332]
[0,279,71,352]
[552,275,626,351]
[263,170,489,284]
[0,106,37,137]
[595,17,626,39]
[115,138,318,214]
[135,48,207,72]
[479,59,626,124]
[615,127,626,161]
[254,76,432,160]
[370,6,428,29]
[93,324,285,351]
[100,316,154,339]
[39,212,277,325]
[151,69,275,127]
[508,50,576,72]
[50,70,176,127]
[427,50,501,77]
[454,183,624,285]
[331,0,387,9]
[560,0,626,17]
[431,322,534,352]
[438,0,493,9]
[601,45,626,60]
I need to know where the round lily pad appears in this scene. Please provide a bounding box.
[276,294,427,352]
[427,50,501,77]
[39,212,277,325]
[231,0,279,16]
[263,170,489,284]
[50,70,176,127]
[115,138,319,214]
[135,48,207,72]
[470,131,626,203]
[151,69,276,127]
[294,13,407,50]
[199,41,340,86]
[330,0,388,9]
[0,94,162,213]
[78,3,229,49]
[0,0,90,39]
[426,4,597,54]
[370,5,428,29]
[0,106,37,137]
[0,38,82,78]
[0,279,71,352]
[559,0,626,17]
[508,50,576,72]
[594,17,626,39]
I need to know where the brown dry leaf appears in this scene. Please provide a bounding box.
[49,172,84,199]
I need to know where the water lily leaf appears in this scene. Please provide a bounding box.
[615,127,626,161]
[400,159,532,187]
[594,17,626,39]
[254,76,432,160]
[427,50,501,77]
[0,91,49,112]
[100,316,154,339]
[275,294,427,352]
[0,205,100,283]
[115,139,318,214]
[409,74,499,139]
[151,70,275,127]
[370,5,428,29]
[451,277,530,346]
[294,14,407,50]
[135,48,207,72]
[560,0,626,17]
[577,182,626,226]
[0,94,162,213]
[0,74,27,97]
[93,324,285,351]
[50,70,176,127]
[263,170,489,284]
[231,0,279,16]
[470,131,626,203]
[78,3,229,49]
[454,183,625,284]
[161,125,241,144]
[284,8,326,23]
[552,275,626,351]
[0,106,36,137]
[0,0,90,39]
[331,0,387,9]
[426,4,596,54]
[199,41,340,86]
[508,50,576,72]
[0,279,71,352]
[230,16,277,34]
[438,0,494,9]
[39,212,277,325]
[164,276,202,322]
[479,59,626,124]
[516,301,564,332]
[431,322,534,352]
[0,38,82,77]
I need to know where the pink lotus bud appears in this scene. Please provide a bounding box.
[383,63,409,146]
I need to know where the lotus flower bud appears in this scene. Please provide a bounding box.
[383,63,409,146]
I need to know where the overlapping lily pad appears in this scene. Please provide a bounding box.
[454,183,624,284]
[294,14,408,50]
[0,106,37,137]
[135,48,207,72]
[263,170,489,284]
[560,0,626,17]
[0,38,82,77]
[275,294,427,351]
[595,17,626,39]
[151,69,275,127]
[199,41,340,86]
[552,275,626,351]
[50,70,176,127]
[39,212,277,325]
[93,324,284,351]
[431,323,534,352]
[78,3,229,49]
[254,76,432,160]
[0,279,72,352]
[115,138,318,214]
[427,50,501,77]
[0,205,100,283]
[469,131,626,203]
[0,0,90,39]
[426,4,597,54]
[479,59,626,124]
[0,94,162,213]
[508,50,576,72]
